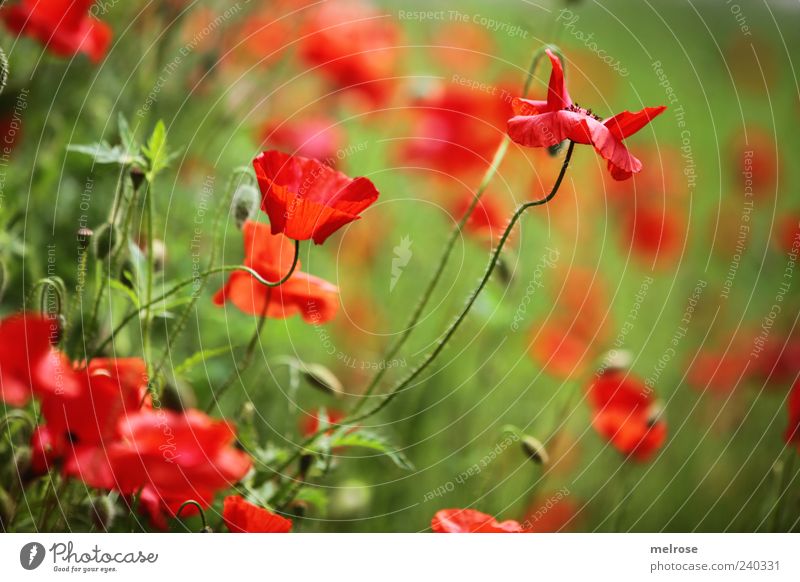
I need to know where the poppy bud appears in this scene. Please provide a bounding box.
[301,363,344,397]
[285,500,308,520]
[77,227,93,249]
[161,380,196,412]
[13,446,32,477]
[0,487,14,531]
[130,167,146,191]
[88,495,117,531]
[93,223,119,260]
[232,184,259,230]
[495,256,513,286]
[119,259,136,289]
[200,525,214,533]
[646,403,664,428]
[151,239,167,272]
[299,453,314,478]
[521,435,549,465]
[548,140,568,157]
[0,259,7,303]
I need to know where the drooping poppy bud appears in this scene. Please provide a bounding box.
[88,495,117,531]
[521,435,549,465]
[93,223,119,260]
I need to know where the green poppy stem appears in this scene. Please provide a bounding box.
[351,44,559,416]
[276,141,575,475]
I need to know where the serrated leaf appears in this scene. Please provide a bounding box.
[108,278,139,309]
[68,142,143,166]
[332,430,414,471]
[142,120,176,182]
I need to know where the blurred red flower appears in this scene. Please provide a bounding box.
[400,83,511,178]
[775,213,800,254]
[620,204,684,265]
[213,220,339,322]
[1,0,112,62]
[254,150,379,245]
[260,117,343,164]
[451,192,509,247]
[588,370,666,461]
[785,379,800,446]
[33,358,149,486]
[731,127,779,197]
[96,409,252,521]
[0,313,74,406]
[299,0,400,105]
[528,269,609,379]
[507,50,666,181]
[223,495,292,533]
[431,508,522,533]
[522,493,579,532]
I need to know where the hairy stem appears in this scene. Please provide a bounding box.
[276,141,575,474]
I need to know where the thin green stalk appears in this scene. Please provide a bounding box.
[205,293,271,413]
[276,142,575,475]
[352,44,556,414]
[142,183,155,373]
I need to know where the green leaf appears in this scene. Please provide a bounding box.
[173,345,237,376]
[67,142,143,166]
[142,120,179,182]
[331,430,414,471]
[108,278,139,309]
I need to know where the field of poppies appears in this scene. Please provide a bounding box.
[0,0,798,534]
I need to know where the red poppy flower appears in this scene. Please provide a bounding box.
[785,379,800,446]
[1,0,112,63]
[223,495,292,533]
[261,117,343,165]
[32,358,149,488]
[0,313,75,406]
[213,220,339,322]
[38,358,149,446]
[431,509,522,533]
[588,370,666,461]
[77,409,252,514]
[507,50,666,181]
[299,0,400,105]
[254,150,379,245]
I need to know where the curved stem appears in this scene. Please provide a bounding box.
[90,257,298,359]
[352,44,555,414]
[277,141,575,473]
[176,499,208,531]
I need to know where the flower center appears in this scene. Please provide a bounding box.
[566,102,603,121]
